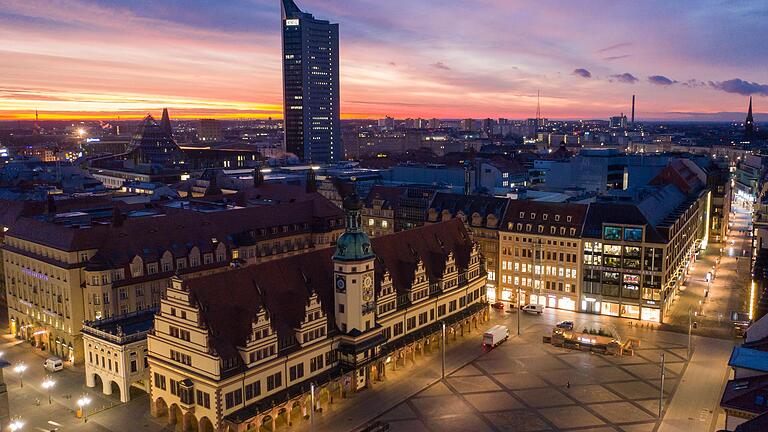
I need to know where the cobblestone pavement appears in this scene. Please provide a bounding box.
[375,326,693,432]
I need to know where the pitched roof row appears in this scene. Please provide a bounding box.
[183,219,474,363]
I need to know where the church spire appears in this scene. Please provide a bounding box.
[160,108,173,137]
[746,97,755,138]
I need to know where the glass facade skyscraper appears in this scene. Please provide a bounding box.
[281,0,342,164]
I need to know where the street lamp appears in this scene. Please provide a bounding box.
[9,417,24,431]
[77,396,92,423]
[517,286,522,336]
[42,377,55,404]
[13,363,27,388]
[441,321,446,380]
[658,353,666,418]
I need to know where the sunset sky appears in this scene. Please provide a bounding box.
[0,0,766,121]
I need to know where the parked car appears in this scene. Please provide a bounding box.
[491,301,505,310]
[43,357,63,372]
[556,321,574,330]
[522,304,544,314]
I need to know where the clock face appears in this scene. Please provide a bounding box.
[335,275,346,292]
[362,275,373,302]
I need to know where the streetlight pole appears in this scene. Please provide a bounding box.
[13,363,26,388]
[77,396,91,423]
[441,321,446,380]
[310,382,315,432]
[517,287,521,336]
[658,353,666,418]
[687,307,692,360]
[42,377,55,404]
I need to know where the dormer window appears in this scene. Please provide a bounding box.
[567,216,572,222]
[530,213,536,219]
[555,215,560,222]
[543,214,548,220]
[519,212,525,218]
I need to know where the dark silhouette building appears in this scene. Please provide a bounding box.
[281,0,342,164]
[746,96,755,138]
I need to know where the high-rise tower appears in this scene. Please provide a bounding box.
[281,0,342,164]
[746,96,755,138]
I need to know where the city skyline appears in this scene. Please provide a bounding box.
[0,0,767,121]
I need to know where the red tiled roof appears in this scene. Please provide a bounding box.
[183,219,474,360]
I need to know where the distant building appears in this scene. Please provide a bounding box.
[461,118,476,132]
[281,0,341,164]
[610,114,628,129]
[746,97,755,138]
[197,119,223,142]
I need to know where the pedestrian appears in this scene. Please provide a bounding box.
[566,381,570,389]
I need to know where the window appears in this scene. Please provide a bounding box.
[170,350,192,366]
[393,322,403,336]
[623,227,643,242]
[289,363,305,381]
[310,354,324,372]
[131,360,137,373]
[153,373,166,390]
[245,381,261,400]
[225,389,243,409]
[603,226,622,240]
[267,372,282,391]
[196,390,210,408]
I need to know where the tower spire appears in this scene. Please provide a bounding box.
[160,108,173,137]
[535,90,541,130]
[746,96,755,138]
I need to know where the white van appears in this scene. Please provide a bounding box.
[44,357,63,372]
[522,304,544,315]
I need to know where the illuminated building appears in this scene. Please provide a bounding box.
[147,198,487,431]
[281,0,342,164]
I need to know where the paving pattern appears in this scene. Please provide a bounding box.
[375,328,689,432]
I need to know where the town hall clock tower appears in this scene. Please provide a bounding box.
[333,195,376,334]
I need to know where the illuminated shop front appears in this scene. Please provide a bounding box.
[601,301,620,316]
[620,304,640,319]
[641,307,661,322]
[581,297,600,314]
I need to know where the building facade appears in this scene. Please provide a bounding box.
[82,309,155,402]
[3,185,344,364]
[498,201,587,311]
[147,202,487,432]
[281,0,342,163]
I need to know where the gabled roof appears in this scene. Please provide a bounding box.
[429,192,509,228]
[183,219,474,363]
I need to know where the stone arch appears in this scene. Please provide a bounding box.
[198,417,214,432]
[183,411,199,432]
[92,372,105,392]
[259,414,274,432]
[169,403,183,429]
[152,397,169,419]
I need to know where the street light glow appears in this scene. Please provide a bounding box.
[13,363,26,374]
[77,396,92,407]
[9,418,24,431]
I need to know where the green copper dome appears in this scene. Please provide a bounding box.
[334,195,374,261]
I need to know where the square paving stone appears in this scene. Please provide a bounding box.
[477,358,525,374]
[621,364,671,380]
[378,402,418,421]
[427,413,495,432]
[663,362,686,375]
[604,355,651,365]
[588,402,657,424]
[383,419,430,432]
[451,363,484,377]
[463,391,524,412]
[647,378,677,396]
[606,381,662,400]
[558,352,613,368]
[565,384,622,403]
[409,395,473,418]
[539,405,606,429]
[520,356,572,372]
[447,375,502,393]
[495,371,550,390]
[485,410,552,431]
[513,388,575,408]
[634,398,667,415]
[419,381,455,397]
[540,369,597,386]
[591,367,637,383]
